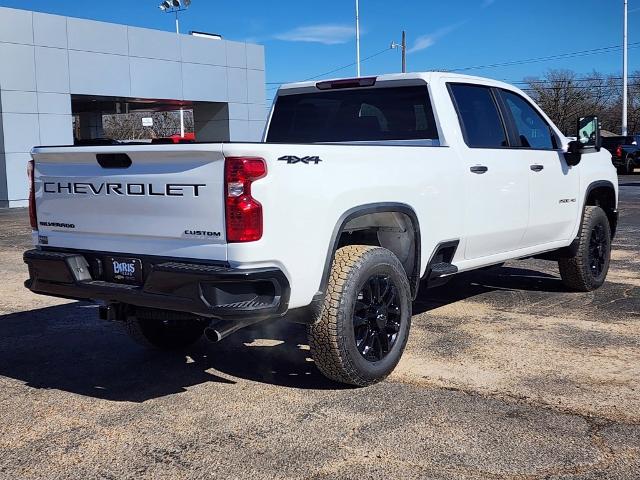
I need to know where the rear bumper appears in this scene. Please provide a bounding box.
[24,248,290,320]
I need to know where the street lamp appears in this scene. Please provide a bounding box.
[159,0,192,137]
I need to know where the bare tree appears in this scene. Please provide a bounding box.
[524,70,619,135]
[103,111,194,141]
[524,69,640,136]
[606,71,640,135]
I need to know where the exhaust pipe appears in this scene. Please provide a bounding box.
[204,317,265,343]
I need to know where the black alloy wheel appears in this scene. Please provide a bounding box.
[588,223,608,278]
[353,275,402,362]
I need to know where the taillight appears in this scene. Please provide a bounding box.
[224,157,266,242]
[616,146,623,158]
[27,160,37,230]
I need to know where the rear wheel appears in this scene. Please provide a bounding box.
[125,308,207,350]
[558,206,611,292]
[624,156,636,175]
[307,245,412,387]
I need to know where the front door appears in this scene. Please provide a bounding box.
[497,89,580,247]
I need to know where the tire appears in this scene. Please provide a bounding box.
[558,206,612,292]
[125,308,207,350]
[624,156,636,175]
[307,245,412,387]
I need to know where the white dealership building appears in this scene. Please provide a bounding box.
[0,6,267,208]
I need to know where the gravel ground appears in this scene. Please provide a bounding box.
[0,176,638,479]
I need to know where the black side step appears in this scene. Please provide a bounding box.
[428,262,458,280]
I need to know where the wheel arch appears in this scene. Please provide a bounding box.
[584,180,618,238]
[317,203,422,300]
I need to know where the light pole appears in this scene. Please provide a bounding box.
[355,0,361,77]
[622,0,628,136]
[159,0,192,138]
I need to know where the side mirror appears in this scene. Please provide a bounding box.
[577,115,602,152]
[565,140,582,166]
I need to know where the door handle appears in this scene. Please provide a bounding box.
[470,166,488,174]
[530,164,544,172]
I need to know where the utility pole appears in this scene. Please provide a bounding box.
[622,0,628,136]
[391,31,407,73]
[402,30,406,73]
[355,0,361,77]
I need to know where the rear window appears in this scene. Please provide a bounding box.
[266,86,439,143]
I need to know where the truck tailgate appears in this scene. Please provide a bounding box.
[31,145,227,260]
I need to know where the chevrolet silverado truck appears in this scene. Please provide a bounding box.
[24,72,618,386]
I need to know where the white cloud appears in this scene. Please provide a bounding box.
[408,22,466,54]
[274,24,355,45]
[408,36,436,54]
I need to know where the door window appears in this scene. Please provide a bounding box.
[501,90,556,149]
[449,84,508,148]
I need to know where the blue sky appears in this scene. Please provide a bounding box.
[1,0,638,102]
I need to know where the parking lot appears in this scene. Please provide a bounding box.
[0,176,638,479]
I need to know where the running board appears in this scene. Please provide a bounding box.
[428,262,459,280]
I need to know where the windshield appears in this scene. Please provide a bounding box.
[267,86,439,144]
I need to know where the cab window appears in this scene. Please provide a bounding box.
[448,84,508,149]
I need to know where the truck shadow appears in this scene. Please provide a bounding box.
[413,265,564,315]
[0,266,565,401]
[0,302,339,402]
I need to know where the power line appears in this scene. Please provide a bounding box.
[266,47,392,91]
[265,42,640,94]
[512,75,640,85]
[522,83,632,91]
[444,42,640,73]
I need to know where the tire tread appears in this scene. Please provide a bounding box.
[558,206,610,292]
[307,245,410,386]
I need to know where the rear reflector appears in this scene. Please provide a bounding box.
[316,77,377,90]
[27,160,37,230]
[224,157,266,243]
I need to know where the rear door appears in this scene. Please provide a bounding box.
[448,83,530,260]
[32,145,227,260]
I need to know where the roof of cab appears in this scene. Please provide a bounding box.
[278,71,516,93]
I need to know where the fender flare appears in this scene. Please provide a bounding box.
[315,202,422,301]
[567,180,618,254]
[584,179,618,235]
[584,180,616,203]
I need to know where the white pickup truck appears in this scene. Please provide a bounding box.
[25,72,618,386]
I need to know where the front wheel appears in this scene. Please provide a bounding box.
[307,245,412,387]
[558,206,612,292]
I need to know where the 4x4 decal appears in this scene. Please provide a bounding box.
[278,155,322,165]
